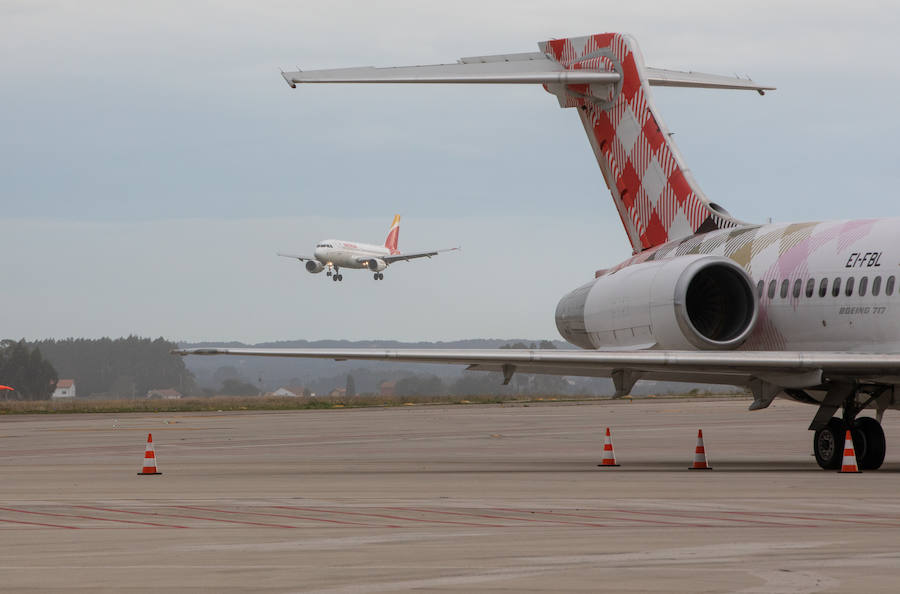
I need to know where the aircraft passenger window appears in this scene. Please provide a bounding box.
[845,277,855,297]
[872,276,882,297]
[793,279,802,299]
[780,279,789,299]
[805,278,815,298]
[859,277,868,297]
[819,278,828,298]
[887,276,896,296]
[832,277,841,297]
[768,280,777,299]
[756,280,764,299]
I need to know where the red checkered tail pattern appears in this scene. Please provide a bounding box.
[539,34,744,252]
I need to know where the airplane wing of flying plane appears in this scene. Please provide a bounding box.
[178,34,900,471]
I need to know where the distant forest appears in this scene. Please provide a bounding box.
[30,336,195,398]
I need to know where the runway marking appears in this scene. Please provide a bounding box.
[272,506,505,528]
[383,506,610,528]
[72,505,296,529]
[0,506,187,529]
[0,517,79,529]
[173,505,390,528]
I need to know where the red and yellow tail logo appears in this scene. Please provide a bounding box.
[384,215,401,254]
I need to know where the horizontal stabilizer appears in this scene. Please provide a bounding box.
[282,56,620,87]
[646,67,774,93]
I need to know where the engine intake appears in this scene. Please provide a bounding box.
[556,255,758,350]
[305,260,325,273]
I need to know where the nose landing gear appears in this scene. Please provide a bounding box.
[373,273,383,280]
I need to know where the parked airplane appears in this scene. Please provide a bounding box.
[277,215,457,281]
[178,33,900,470]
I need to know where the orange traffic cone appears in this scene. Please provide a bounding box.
[137,433,162,476]
[840,429,860,473]
[598,427,620,467]
[689,429,712,470]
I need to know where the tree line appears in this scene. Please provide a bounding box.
[29,336,195,398]
[0,340,58,400]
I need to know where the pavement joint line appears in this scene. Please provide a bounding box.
[0,517,80,529]
[382,506,612,528]
[0,506,189,529]
[173,505,390,527]
[71,505,297,529]
[272,506,507,528]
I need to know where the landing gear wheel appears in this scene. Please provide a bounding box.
[814,417,846,470]
[854,417,886,470]
[337,274,343,281]
[377,273,383,280]
[373,273,379,280]
[326,271,332,277]
[332,275,338,282]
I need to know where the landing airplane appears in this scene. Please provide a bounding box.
[178,33,900,471]
[277,215,457,281]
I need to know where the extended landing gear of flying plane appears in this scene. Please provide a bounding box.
[373,273,383,280]
[332,274,344,282]
[810,384,888,470]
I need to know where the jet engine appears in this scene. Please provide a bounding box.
[364,258,387,272]
[556,255,758,350]
[305,261,325,273]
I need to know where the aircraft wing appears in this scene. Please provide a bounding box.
[172,347,900,399]
[281,52,773,93]
[380,247,460,264]
[277,252,314,262]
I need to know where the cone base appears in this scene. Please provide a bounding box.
[688,466,712,470]
[597,463,620,467]
[839,468,861,473]
[137,472,162,475]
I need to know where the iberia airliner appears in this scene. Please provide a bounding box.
[278,215,458,281]
[178,34,900,471]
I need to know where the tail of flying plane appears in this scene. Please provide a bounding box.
[384,215,401,254]
[282,33,772,254]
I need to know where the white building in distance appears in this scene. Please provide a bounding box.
[52,379,76,399]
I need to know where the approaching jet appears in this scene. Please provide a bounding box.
[178,33,900,470]
[277,215,457,281]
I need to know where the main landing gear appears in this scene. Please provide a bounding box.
[329,268,343,282]
[373,273,383,280]
[810,384,888,470]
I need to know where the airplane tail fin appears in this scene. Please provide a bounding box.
[283,33,772,253]
[538,34,747,252]
[384,215,401,254]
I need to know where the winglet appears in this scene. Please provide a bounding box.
[281,70,296,89]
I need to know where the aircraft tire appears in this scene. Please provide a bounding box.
[854,417,886,470]
[813,418,845,470]
[332,275,338,282]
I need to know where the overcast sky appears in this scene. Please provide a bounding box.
[4,1,900,343]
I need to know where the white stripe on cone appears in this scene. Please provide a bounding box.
[689,429,712,470]
[598,427,620,467]
[840,429,860,473]
[138,433,162,475]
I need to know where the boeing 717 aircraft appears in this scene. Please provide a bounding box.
[178,33,900,470]
[278,215,457,281]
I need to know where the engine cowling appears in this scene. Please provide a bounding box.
[364,258,387,272]
[556,255,758,350]
[305,260,325,273]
